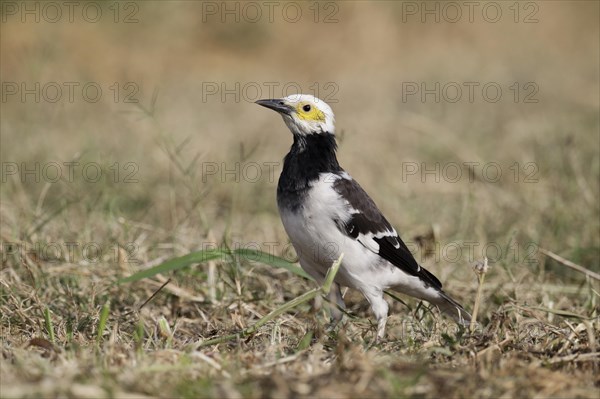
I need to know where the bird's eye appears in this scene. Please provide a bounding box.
[302,104,311,112]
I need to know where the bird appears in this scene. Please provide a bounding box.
[256,94,471,340]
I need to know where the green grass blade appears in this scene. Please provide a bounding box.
[119,248,312,284]
[322,254,343,294]
[134,319,146,352]
[233,248,312,280]
[96,301,110,345]
[117,250,227,284]
[296,330,314,352]
[43,307,55,344]
[158,316,173,348]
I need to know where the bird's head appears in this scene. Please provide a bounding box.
[256,94,335,136]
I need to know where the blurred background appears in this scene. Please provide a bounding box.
[1,1,599,282]
[1,2,599,397]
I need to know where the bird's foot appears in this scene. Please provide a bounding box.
[363,316,387,349]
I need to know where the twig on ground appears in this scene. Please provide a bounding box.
[539,248,600,281]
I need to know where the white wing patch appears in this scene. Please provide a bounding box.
[357,232,380,253]
[355,228,401,254]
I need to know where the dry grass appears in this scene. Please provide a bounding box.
[1,1,599,398]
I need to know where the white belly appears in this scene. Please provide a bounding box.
[279,173,435,298]
[279,173,383,289]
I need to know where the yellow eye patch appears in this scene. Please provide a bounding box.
[296,102,325,121]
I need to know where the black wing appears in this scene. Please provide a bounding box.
[333,176,442,290]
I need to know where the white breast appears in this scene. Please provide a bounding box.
[279,173,372,284]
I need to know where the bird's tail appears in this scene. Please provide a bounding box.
[432,291,471,326]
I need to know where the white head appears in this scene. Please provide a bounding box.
[256,94,335,136]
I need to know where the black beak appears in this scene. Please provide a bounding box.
[255,99,293,115]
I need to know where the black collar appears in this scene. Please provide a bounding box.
[277,132,342,209]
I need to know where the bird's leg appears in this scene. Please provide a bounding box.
[376,314,388,343]
[327,283,346,328]
[364,290,389,343]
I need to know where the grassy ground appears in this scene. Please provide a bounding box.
[1,1,599,398]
